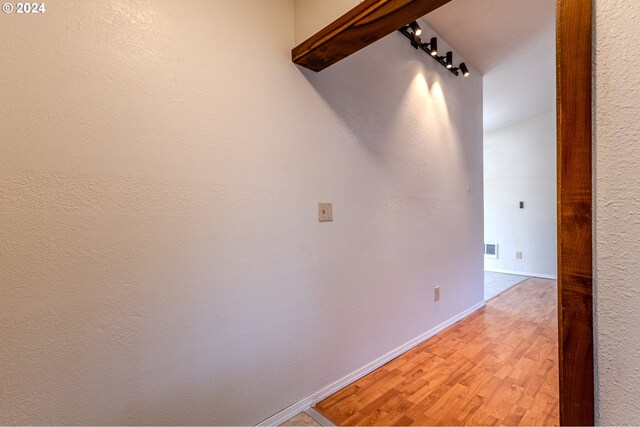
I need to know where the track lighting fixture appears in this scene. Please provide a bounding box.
[451,62,470,77]
[426,37,438,56]
[409,21,422,37]
[410,34,421,49]
[445,51,453,68]
[459,62,470,77]
[398,24,470,78]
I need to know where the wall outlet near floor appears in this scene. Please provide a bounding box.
[516,251,523,260]
[434,286,441,302]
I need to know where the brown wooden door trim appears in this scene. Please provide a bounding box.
[556,0,594,425]
[292,0,595,424]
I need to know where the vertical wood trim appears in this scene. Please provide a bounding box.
[556,0,594,425]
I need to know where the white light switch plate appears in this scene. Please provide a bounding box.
[318,203,333,222]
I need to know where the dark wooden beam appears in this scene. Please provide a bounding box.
[556,0,594,425]
[292,0,451,72]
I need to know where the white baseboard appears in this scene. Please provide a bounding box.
[484,267,557,280]
[256,300,486,426]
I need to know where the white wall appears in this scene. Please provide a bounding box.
[482,20,556,134]
[483,111,557,278]
[0,1,483,425]
[594,1,640,424]
[294,0,361,45]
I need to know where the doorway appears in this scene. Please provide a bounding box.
[426,2,594,422]
[417,0,558,303]
[291,0,594,424]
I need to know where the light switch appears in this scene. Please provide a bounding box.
[318,203,333,222]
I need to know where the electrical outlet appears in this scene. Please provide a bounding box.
[516,251,523,260]
[434,286,440,302]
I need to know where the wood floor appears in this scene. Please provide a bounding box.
[314,278,559,426]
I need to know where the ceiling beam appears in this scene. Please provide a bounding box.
[292,0,452,72]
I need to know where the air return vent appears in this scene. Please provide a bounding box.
[484,243,498,259]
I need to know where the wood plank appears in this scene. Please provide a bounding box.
[556,0,594,425]
[314,279,559,426]
[292,0,451,72]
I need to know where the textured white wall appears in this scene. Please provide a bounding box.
[481,18,556,134]
[484,112,557,277]
[294,0,361,45]
[594,1,640,424]
[0,1,483,425]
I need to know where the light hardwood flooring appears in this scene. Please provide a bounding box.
[315,278,559,426]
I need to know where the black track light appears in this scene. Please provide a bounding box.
[397,26,468,79]
[427,37,438,56]
[452,62,470,77]
[409,21,422,37]
[410,34,421,49]
[459,62,470,77]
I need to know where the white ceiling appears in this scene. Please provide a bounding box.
[422,0,556,133]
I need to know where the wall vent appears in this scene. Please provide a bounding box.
[484,243,498,258]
